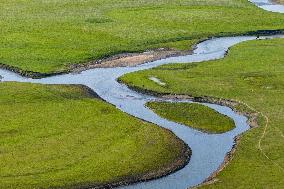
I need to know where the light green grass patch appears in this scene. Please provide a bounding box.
[147,102,235,133]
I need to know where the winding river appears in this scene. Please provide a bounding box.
[0,1,283,189]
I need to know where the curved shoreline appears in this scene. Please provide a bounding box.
[159,97,258,189]
[0,29,283,79]
[0,0,283,187]
[0,82,192,189]
[156,96,259,188]
[113,87,259,189]
[0,36,257,189]
[81,137,191,189]
[1,35,282,189]
[71,87,193,189]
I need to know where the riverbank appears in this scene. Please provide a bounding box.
[0,35,261,189]
[1,29,283,79]
[1,0,284,75]
[0,82,191,189]
[118,38,284,188]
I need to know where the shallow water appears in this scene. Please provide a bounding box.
[0,1,283,189]
[250,0,284,13]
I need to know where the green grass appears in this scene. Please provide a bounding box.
[147,102,235,133]
[0,82,188,189]
[1,0,284,74]
[119,38,284,188]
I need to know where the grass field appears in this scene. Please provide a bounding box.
[1,0,284,74]
[0,82,189,189]
[119,38,284,188]
[146,102,235,133]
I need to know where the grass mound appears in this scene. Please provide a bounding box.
[147,102,235,133]
[0,82,189,189]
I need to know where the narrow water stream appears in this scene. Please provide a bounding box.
[0,1,283,189]
[250,0,284,13]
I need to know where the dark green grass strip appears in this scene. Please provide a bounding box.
[147,102,235,133]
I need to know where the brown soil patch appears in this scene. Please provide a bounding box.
[271,0,284,5]
[69,49,192,73]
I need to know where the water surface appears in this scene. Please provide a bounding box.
[0,1,283,188]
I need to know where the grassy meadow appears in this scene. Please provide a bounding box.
[147,102,235,133]
[0,0,284,74]
[1,0,284,188]
[0,82,188,189]
[119,38,284,188]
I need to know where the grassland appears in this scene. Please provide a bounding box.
[0,82,190,189]
[1,0,284,74]
[119,38,284,188]
[147,102,235,133]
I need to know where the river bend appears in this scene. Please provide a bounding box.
[0,1,283,189]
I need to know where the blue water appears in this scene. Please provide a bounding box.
[0,1,283,188]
